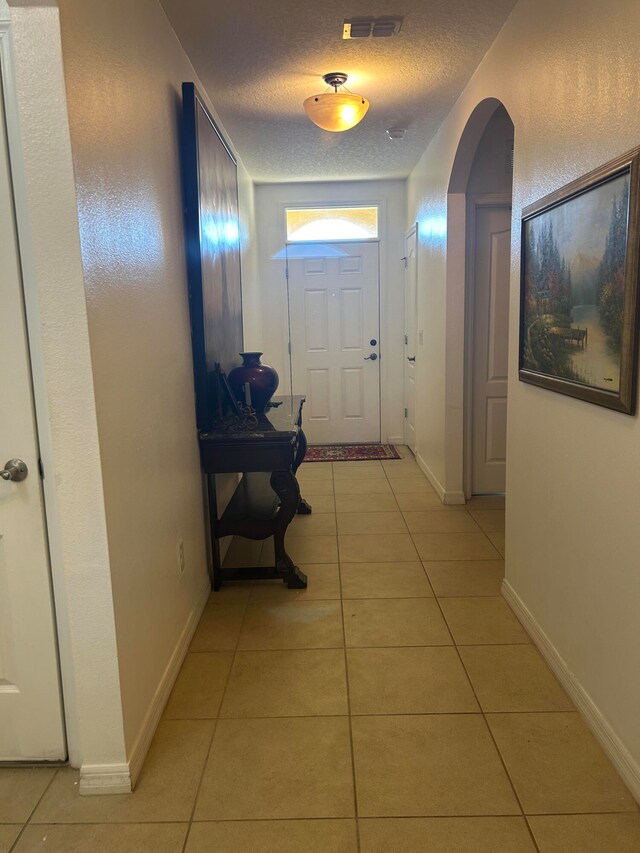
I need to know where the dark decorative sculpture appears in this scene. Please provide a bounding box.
[209,364,258,431]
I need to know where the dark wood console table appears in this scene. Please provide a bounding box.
[199,395,312,591]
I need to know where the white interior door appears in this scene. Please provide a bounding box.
[288,242,380,444]
[471,205,511,495]
[0,75,66,760]
[403,226,418,453]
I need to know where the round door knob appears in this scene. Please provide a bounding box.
[1,459,28,482]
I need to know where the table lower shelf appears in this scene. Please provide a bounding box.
[218,472,278,528]
[210,470,311,591]
[215,563,308,589]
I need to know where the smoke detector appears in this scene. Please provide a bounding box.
[386,127,407,140]
[343,17,403,39]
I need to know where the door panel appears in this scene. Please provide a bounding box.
[488,231,510,381]
[342,367,365,418]
[289,242,380,444]
[471,206,511,495]
[340,255,362,274]
[0,75,66,760]
[340,289,363,350]
[304,290,328,351]
[307,370,330,420]
[485,397,508,463]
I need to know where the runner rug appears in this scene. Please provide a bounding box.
[304,444,401,462]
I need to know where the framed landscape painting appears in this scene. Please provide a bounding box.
[519,148,640,414]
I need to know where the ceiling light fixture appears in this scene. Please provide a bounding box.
[303,72,369,132]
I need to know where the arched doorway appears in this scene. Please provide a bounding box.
[446,99,515,498]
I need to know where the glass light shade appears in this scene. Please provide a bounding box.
[303,92,369,132]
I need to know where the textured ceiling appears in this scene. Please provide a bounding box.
[160,0,518,183]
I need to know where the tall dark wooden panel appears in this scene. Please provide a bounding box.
[181,82,243,429]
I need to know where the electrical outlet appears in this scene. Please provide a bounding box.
[177,540,185,575]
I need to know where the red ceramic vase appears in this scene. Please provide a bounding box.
[228,352,279,414]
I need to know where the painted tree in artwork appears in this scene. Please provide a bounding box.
[598,179,628,354]
[523,216,581,379]
[537,220,572,322]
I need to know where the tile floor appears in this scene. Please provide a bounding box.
[3,448,640,852]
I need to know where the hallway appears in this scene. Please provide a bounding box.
[1,450,639,851]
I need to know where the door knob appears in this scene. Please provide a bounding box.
[364,353,378,361]
[407,356,416,362]
[1,459,28,482]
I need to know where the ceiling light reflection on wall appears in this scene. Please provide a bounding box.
[303,72,369,132]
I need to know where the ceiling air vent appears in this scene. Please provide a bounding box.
[343,17,402,39]
[373,18,400,37]
[343,19,373,38]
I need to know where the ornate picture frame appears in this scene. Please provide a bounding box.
[519,147,640,414]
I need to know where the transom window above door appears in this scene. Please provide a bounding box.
[285,206,379,242]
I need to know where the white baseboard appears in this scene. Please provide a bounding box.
[79,579,211,795]
[502,579,640,804]
[79,763,132,795]
[387,435,404,445]
[442,490,466,505]
[126,580,211,789]
[415,453,466,505]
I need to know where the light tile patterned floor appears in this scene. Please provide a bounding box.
[3,448,640,852]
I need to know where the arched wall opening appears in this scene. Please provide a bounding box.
[444,98,515,500]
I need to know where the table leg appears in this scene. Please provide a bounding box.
[270,470,308,588]
[206,474,222,591]
[293,427,307,473]
[297,496,313,515]
[293,427,313,515]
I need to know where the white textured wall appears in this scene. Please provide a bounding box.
[466,106,513,196]
[253,180,407,443]
[408,0,640,775]
[6,2,126,772]
[56,0,255,760]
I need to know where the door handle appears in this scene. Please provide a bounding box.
[1,458,28,482]
[407,356,416,362]
[364,353,378,361]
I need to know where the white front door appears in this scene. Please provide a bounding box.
[471,205,511,495]
[403,226,418,453]
[0,77,66,760]
[288,242,380,444]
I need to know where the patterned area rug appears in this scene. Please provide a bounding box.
[305,444,402,462]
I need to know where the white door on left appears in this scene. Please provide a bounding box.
[0,78,66,760]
